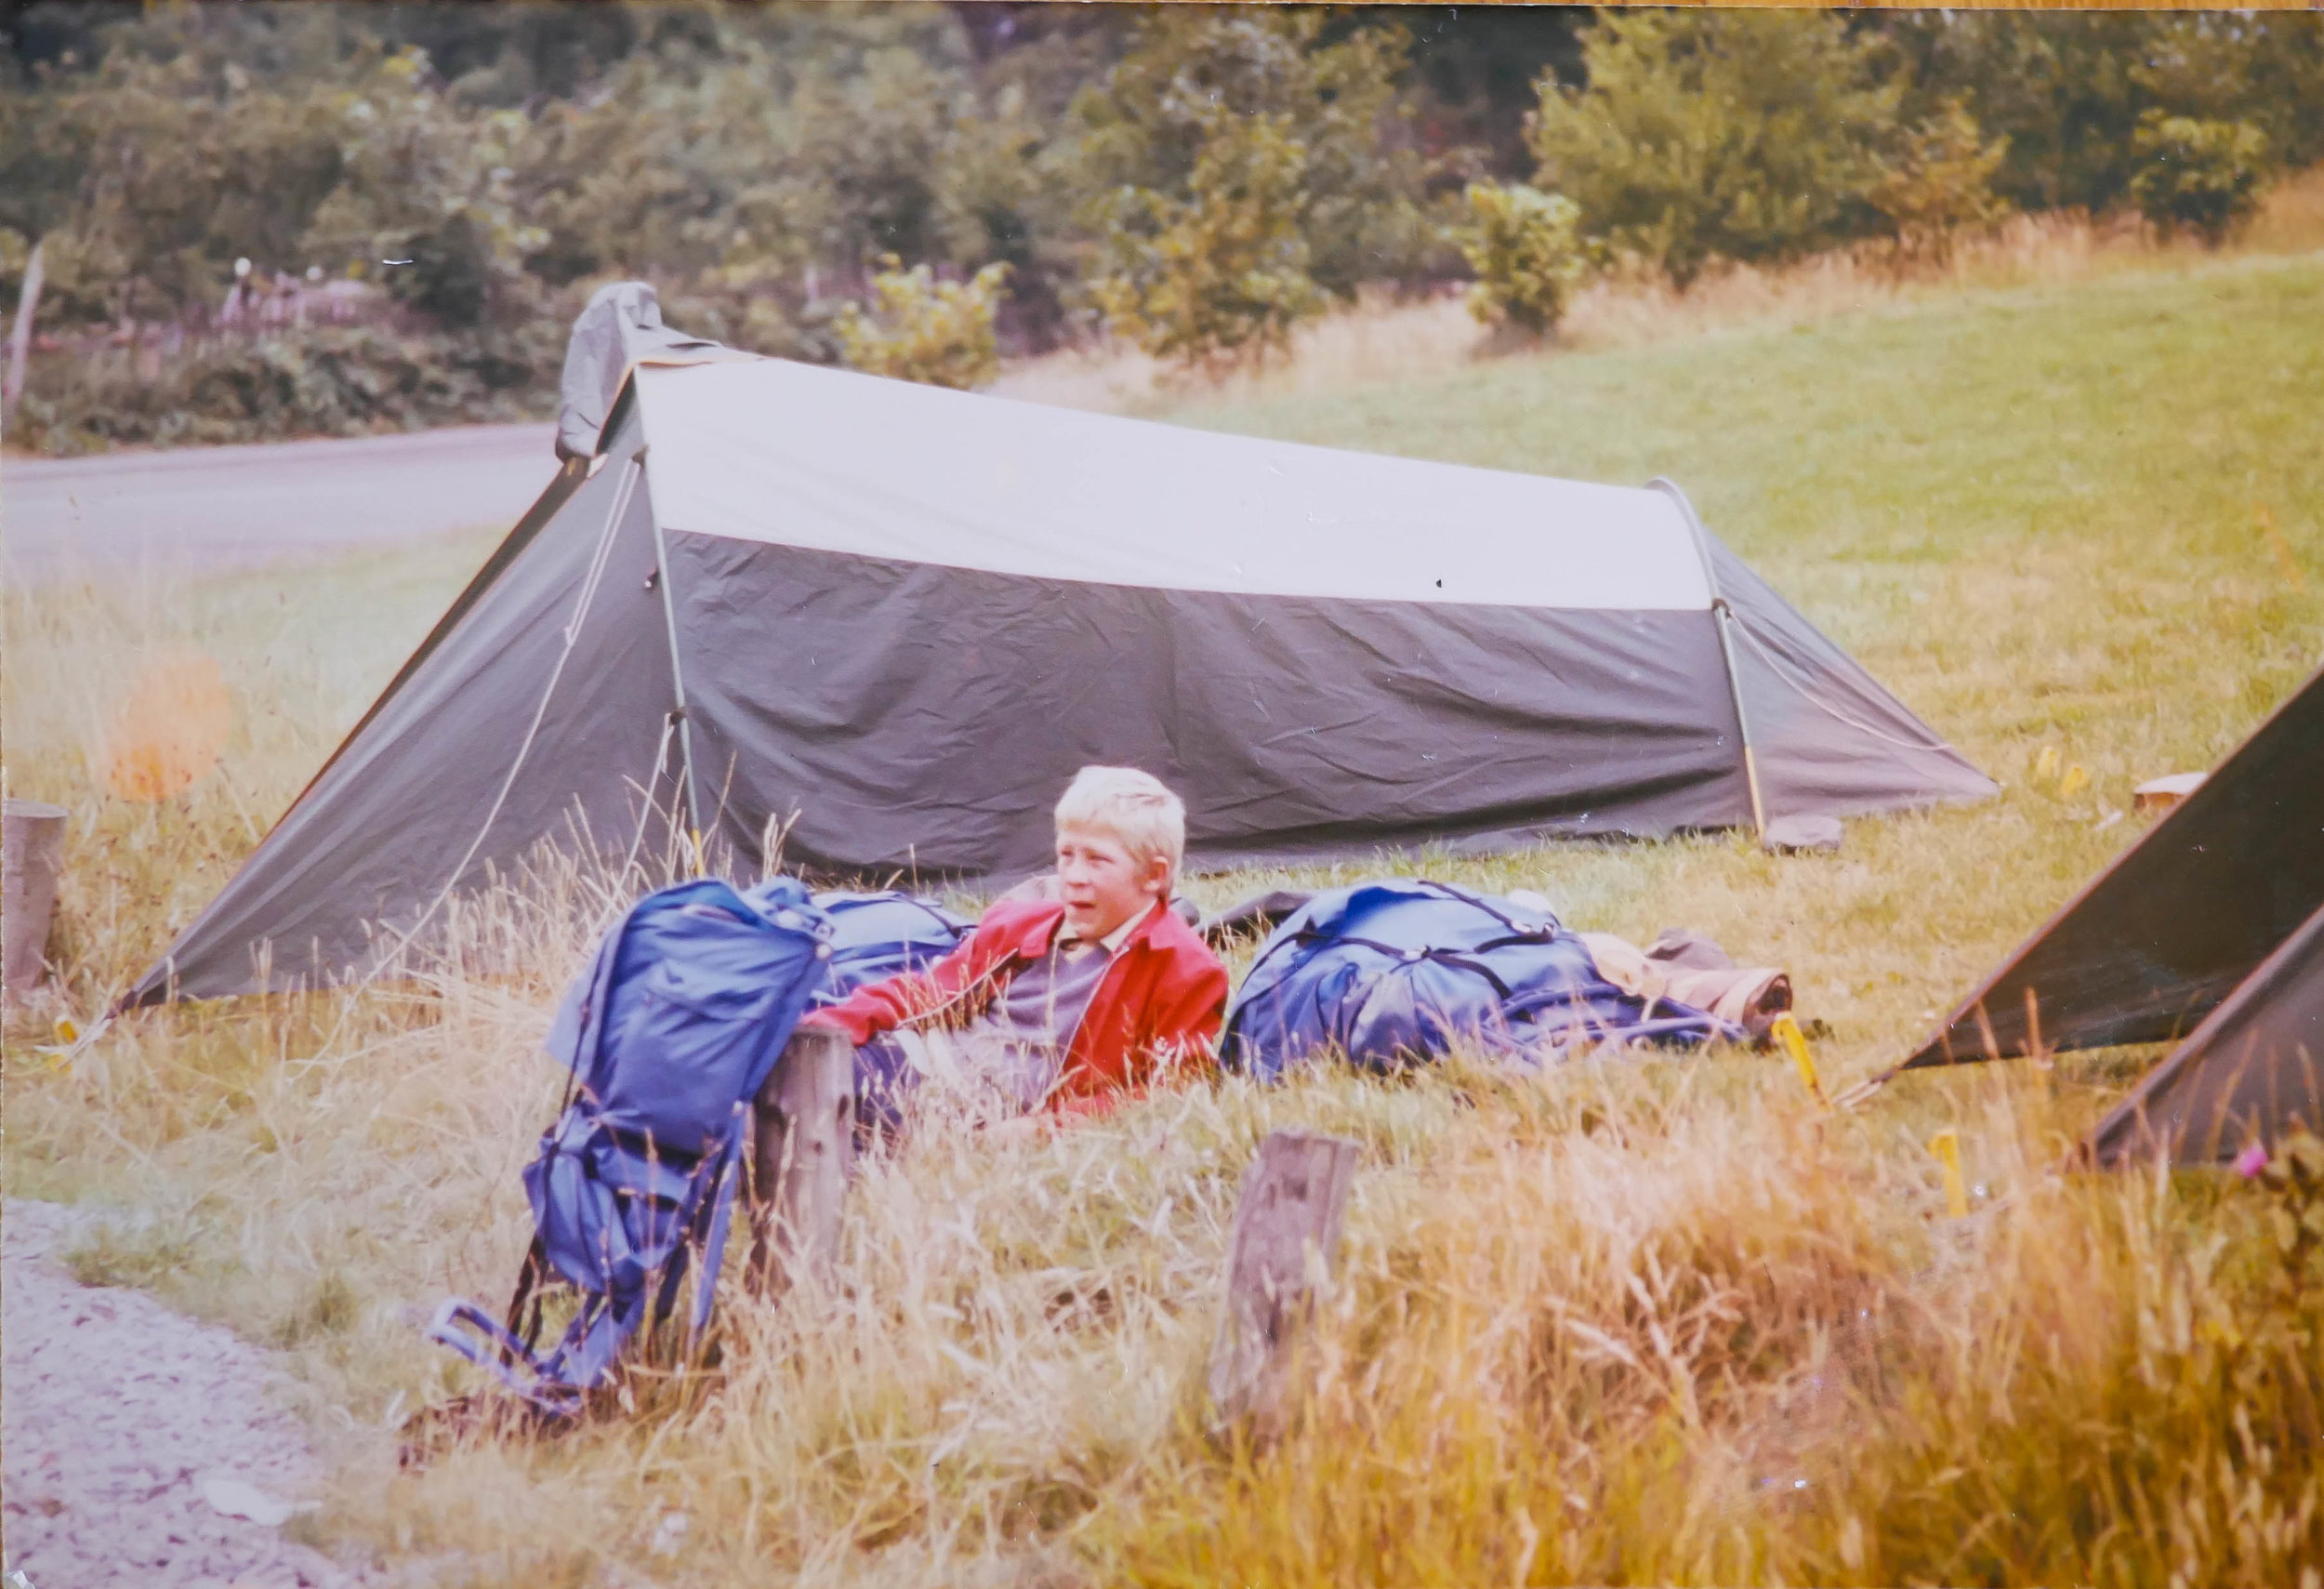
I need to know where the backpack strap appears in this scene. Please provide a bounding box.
[427,1299,585,1418]
[1410,878,1555,940]
[1242,882,1552,981]
[548,1105,753,1399]
[503,1234,549,1358]
[663,1105,751,1338]
[1327,934,1518,1002]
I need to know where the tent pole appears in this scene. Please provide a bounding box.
[641,448,709,853]
[1651,479,1767,840]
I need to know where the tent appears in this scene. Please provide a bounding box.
[1890,664,2324,1165]
[125,306,1993,1006]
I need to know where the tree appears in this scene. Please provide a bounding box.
[1878,11,2151,217]
[300,49,546,328]
[1868,100,2010,265]
[0,58,81,389]
[5,40,350,324]
[504,8,1042,338]
[836,258,1010,389]
[1877,12,2320,218]
[1455,182,1585,338]
[2127,15,2322,174]
[0,55,91,277]
[1529,10,1899,288]
[1083,106,1324,369]
[933,78,1082,351]
[2130,114,2271,246]
[505,20,842,293]
[1388,6,1591,179]
[1071,7,1440,364]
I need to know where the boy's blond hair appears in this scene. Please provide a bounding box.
[1054,766,1186,887]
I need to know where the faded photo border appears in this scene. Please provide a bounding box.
[6,5,2323,1586]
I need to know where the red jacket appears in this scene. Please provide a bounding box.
[802,898,1229,1115]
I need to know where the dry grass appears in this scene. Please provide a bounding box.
[9,948,2318,1586]
[7,216,2324,1585]
[0,531,506,1006]
[993,169,2324,419]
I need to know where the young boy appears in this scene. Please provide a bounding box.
[802,766,1229,1129]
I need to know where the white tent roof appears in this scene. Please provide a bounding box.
[631,359,1711,612]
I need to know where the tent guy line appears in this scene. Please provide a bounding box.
[369,453,651,986]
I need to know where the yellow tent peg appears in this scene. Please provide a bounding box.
[1927,1129,1970,1219]
[1772,1013,1827,1106]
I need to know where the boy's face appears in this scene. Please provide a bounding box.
[1055,825,1169,942]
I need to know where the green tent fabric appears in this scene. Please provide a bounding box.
[2084,900,2324,1166]
[1891,663,2324,1164]
[125,299,1993,1006]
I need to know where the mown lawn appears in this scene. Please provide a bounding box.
[5,245,2321,1587]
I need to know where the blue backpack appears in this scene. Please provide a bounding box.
[429,877,833,1416]
[812,890,971,1001]
[1221,879,1741,1079]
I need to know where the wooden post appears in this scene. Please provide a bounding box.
[749,1024,856,1293]
[1208,1128,1360,1440]
[3,800,67,1005]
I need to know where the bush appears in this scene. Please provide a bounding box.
[2130,113,2272,245]
[379,208,498,327]
[13,321,561,455]
[1083,107,1326,370]
[1875,13,2324,220]
[1868,100,2012,264]
[0,34,352,326]
[835,258,1010,390]
[1530,11,1898,289]
[1072,8,1438,367]
[656,278,825,364]
[1456,181,1586,337]
[297,59,547,330]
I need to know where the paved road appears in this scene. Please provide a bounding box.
[3,423,561,587]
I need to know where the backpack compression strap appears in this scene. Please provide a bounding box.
[427,1106,751,1417]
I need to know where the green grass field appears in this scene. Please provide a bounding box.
[6,243,2322,1586]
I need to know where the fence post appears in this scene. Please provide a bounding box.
[4,236,45,423]
[3,800,68,1005]
[1208,1128,1360,1441]
[749,1024,856,1294]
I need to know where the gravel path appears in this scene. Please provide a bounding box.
[2,1200,364,1588]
